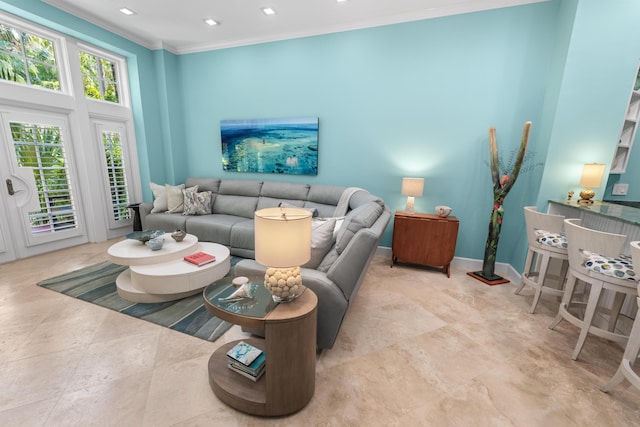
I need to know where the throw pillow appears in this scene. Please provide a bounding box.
[167,185,197,213]
[183,190,213,215]
[302,218,336,269]
[150,182,184,213]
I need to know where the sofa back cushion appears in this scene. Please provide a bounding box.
[212,180,262,218]
[307,185,345,218]
[185,178,221,193]
[334,201,384,255]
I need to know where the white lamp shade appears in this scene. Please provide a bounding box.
[401,177,424,197]
[579,163,605,188]
[254,207,312,268]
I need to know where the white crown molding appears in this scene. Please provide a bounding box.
[43,0,547,55]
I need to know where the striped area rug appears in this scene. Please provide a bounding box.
[37,260,235,342]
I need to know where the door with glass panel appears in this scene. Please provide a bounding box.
[0,110,87,261]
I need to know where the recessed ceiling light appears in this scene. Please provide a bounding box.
[336,0,348,2]
[119,8,136,16]
[204,18,218,26]
[262,7,276,16]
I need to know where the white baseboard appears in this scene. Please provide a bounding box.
[376,246,521,285]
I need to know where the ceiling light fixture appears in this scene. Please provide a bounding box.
[204,18,219,26]
[262,7,277,16]
[119,8,136,16]
[336,0,348,2]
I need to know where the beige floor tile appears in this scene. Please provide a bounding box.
[1,241,639,426]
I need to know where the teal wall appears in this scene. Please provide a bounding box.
[4,0,640,273]
[177,3,560,264]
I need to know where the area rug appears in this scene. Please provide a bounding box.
[37,260,235,342]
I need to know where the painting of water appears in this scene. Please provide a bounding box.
[221,117,318,175]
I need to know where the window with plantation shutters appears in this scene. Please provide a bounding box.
[101,129,131,222]
[10,121,77,234]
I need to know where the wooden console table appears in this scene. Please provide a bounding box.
[203,277,317,416]
[391,211,459,277]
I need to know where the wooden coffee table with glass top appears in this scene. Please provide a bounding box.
[203,276,317,416]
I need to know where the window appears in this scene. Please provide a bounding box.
[0,23,60,90]
[79,50,120,103]
[102,130,131,222]
[11,121,77,234]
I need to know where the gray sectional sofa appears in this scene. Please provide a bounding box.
[138,177,390,349]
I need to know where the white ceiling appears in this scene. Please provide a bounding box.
[43,0,545,54]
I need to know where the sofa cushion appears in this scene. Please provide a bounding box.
[335,202,384,255]
[144,212,187,232]
[219,179,262,197]
[279,201,318,217]
[303,218,336,269]
[167,185,197,213]
[213,195,258,219]
[260,181,310,200]
[185,177,221,193]
[230,220,255,251]
[183,190,213,215]
[150,182,184,213]
[186,214,246,246]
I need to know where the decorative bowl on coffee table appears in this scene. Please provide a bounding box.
[126,229,164,244]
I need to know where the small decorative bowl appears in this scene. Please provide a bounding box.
[435,206,452,218]
[171,229,186,242]
[145,238,164,251]
[126,229,164,243]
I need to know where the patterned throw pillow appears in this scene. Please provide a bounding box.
[581,250,636,281]
[167,185,197,213]
[534,229,568,249]
[182,190,213,215]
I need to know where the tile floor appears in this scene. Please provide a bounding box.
[0,239,639,426]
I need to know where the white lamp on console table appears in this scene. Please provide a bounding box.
[254,207,312,302]
[401,177,424,214]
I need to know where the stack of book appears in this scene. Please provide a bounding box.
[226,341,266,382]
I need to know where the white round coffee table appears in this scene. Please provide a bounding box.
[107,234,231,303]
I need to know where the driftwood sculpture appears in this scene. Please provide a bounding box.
[470,121,532,285]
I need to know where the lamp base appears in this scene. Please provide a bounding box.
[405,196,415,214]
[578,188,595,205]
[264,266,304,302]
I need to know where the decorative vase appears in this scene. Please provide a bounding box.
[171,229,186,242]
[264,266,303,302]
[145,238,164,250]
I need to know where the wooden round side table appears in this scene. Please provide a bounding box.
[203,277,317,416]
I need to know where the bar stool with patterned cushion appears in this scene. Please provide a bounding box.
[601,241,640,393]
[549,219,637,360]
[515,206,569,313]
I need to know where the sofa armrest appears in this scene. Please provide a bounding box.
[139,202,153,229]
[234,259,349,349]
[326,208,391,302]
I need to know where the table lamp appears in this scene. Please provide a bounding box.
[401,177,424,213]
[255,207,312,302]
[578,163,605,205]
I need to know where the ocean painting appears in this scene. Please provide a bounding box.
[221,117,318,175]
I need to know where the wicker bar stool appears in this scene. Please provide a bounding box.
[515,206,569,313]
[601,241,640,393]
[549,219,637,361]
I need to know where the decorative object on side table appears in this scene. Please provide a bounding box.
[435,205,452,218]
[578,163,605,204]
[468,121,533,286]
[171,229,186,242]
[401,177,424,214]
[254,207,312,302]
[145,238,164,251]
[126,229,164,243]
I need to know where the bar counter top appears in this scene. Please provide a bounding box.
[549,200,640,226]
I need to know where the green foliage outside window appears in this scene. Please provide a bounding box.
[79,51,119,103]
[0,23,60,90]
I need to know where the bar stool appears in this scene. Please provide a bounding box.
[601,241,640,393]
[549,219,637,360]
[515,206,569,313]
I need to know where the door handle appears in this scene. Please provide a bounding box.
[6,178,15,196]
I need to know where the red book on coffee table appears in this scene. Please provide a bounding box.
[184,252,216,266]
